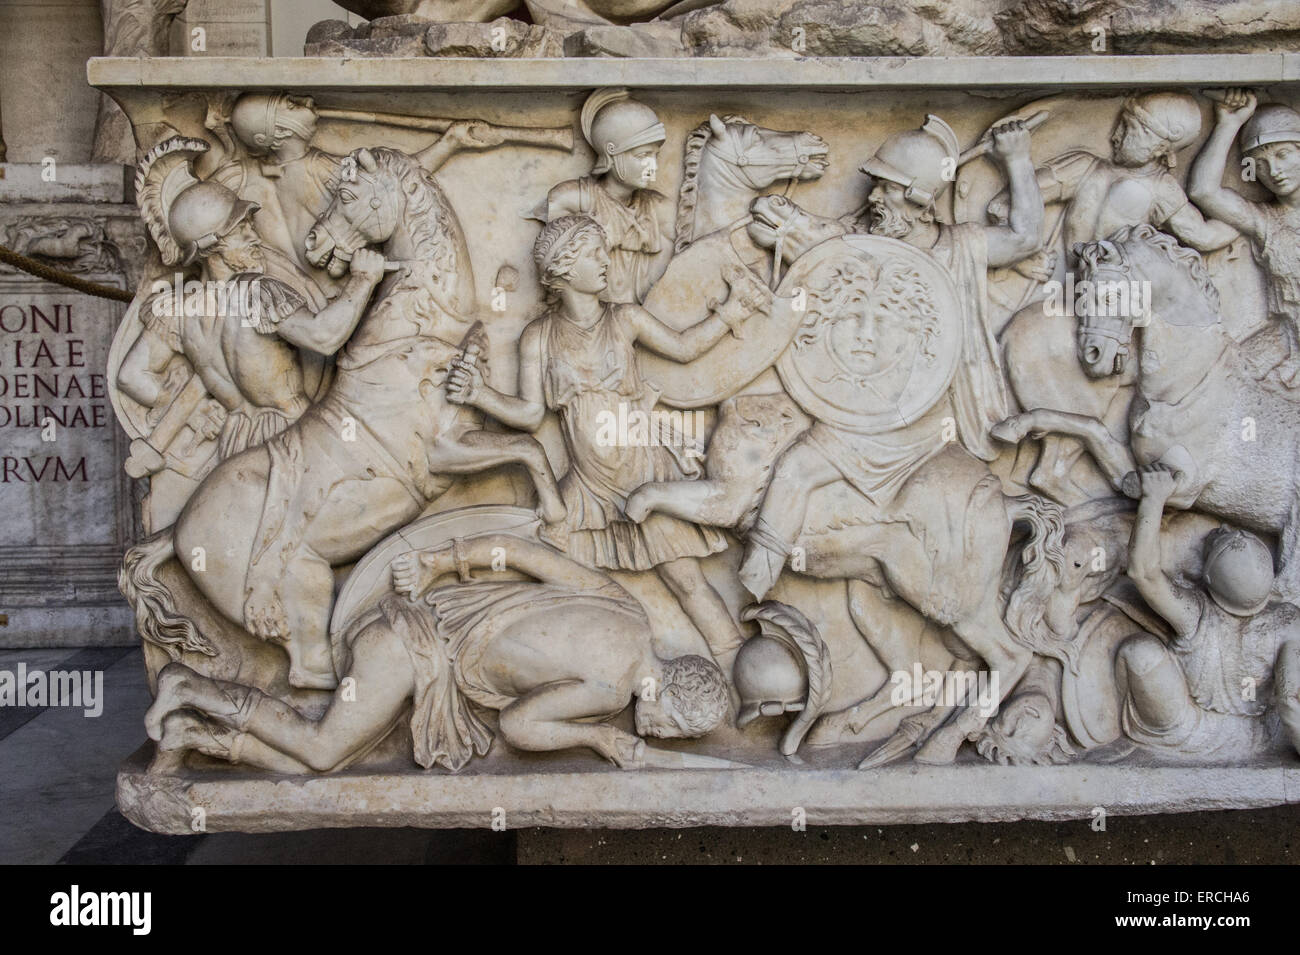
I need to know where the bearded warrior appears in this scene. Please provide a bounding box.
[845,115,1043,463]
[118,138,384,468]
[735,116,1042,598]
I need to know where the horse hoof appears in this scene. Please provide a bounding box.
[805,706,865,747]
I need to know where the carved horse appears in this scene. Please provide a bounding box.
[994,222,1300,599]
[121,147,565,690]
[1000,265,1138,506]
[633,413,1070,766]
[673,114,828,253]
[795,448,1068,766]
[632,193,1072,766]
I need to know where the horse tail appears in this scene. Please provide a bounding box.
[118,529,217,660]
[1002,493,1079,673]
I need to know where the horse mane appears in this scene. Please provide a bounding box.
[1079,222,1221,314]
[365,148,456,266]
[362,147,463,318]
[674,114,749,255]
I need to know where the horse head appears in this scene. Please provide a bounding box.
[744,194,846,284]
[306,145,475,324]
[1072,223,1221,381]
[1072,235,1137,379]
[676,115,828,251]
[305,147,404,278]
[703,114,828,189]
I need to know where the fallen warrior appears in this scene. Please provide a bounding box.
[145,533,732,772]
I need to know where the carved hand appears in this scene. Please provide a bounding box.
[712,263,773,334]
[349,248,387,286]
[446,119,506,151]
[598,727,646,770]
[445,355,484,405]
[1206,88,1257,126]
[391,547,453,600]
[1135,463,1179,503]
[188,398,227,442]
[1012,247,1057,283]
[990,119,1032,164]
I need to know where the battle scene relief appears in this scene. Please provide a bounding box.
[101,78,1300,805]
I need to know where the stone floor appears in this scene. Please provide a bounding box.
[1,648,1297,865]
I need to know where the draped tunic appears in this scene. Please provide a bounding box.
[536,303,728,571]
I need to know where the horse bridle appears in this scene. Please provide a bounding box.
[769,187,799,291]
[311,165,392,265]
[1076,264,1137,374]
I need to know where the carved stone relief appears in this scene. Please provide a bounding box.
[90,57,1300,829]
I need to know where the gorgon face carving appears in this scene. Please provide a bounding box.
[799,258,939,390]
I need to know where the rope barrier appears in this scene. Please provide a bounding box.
[0,244,135,303]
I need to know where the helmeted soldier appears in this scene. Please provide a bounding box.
[168,181,260,265]
[989,92,1237,262]
[212,92,509,295]
[1191,91,1300,386]
[210,94,343,298]
[120,137,385,464]
[854,113,962,221]
[1116,464,1300,762]
[986,92,1238,500]
[544,88,672,304]
[847,114,1042,464]
[737,114,1043,600]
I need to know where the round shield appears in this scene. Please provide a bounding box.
[774,234,963,434]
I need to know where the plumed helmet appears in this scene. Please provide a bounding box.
[1203,527,1274,616]
[168,181,259,266]
[735,602,833,759]
[581,88,665,176]
[859,114,960,208]
[734,634,807,728]
[1241,104,1300,154]
[1122,91,1203,153]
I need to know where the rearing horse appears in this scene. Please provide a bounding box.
[121,147,565,690]
[994,223,1300,599]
